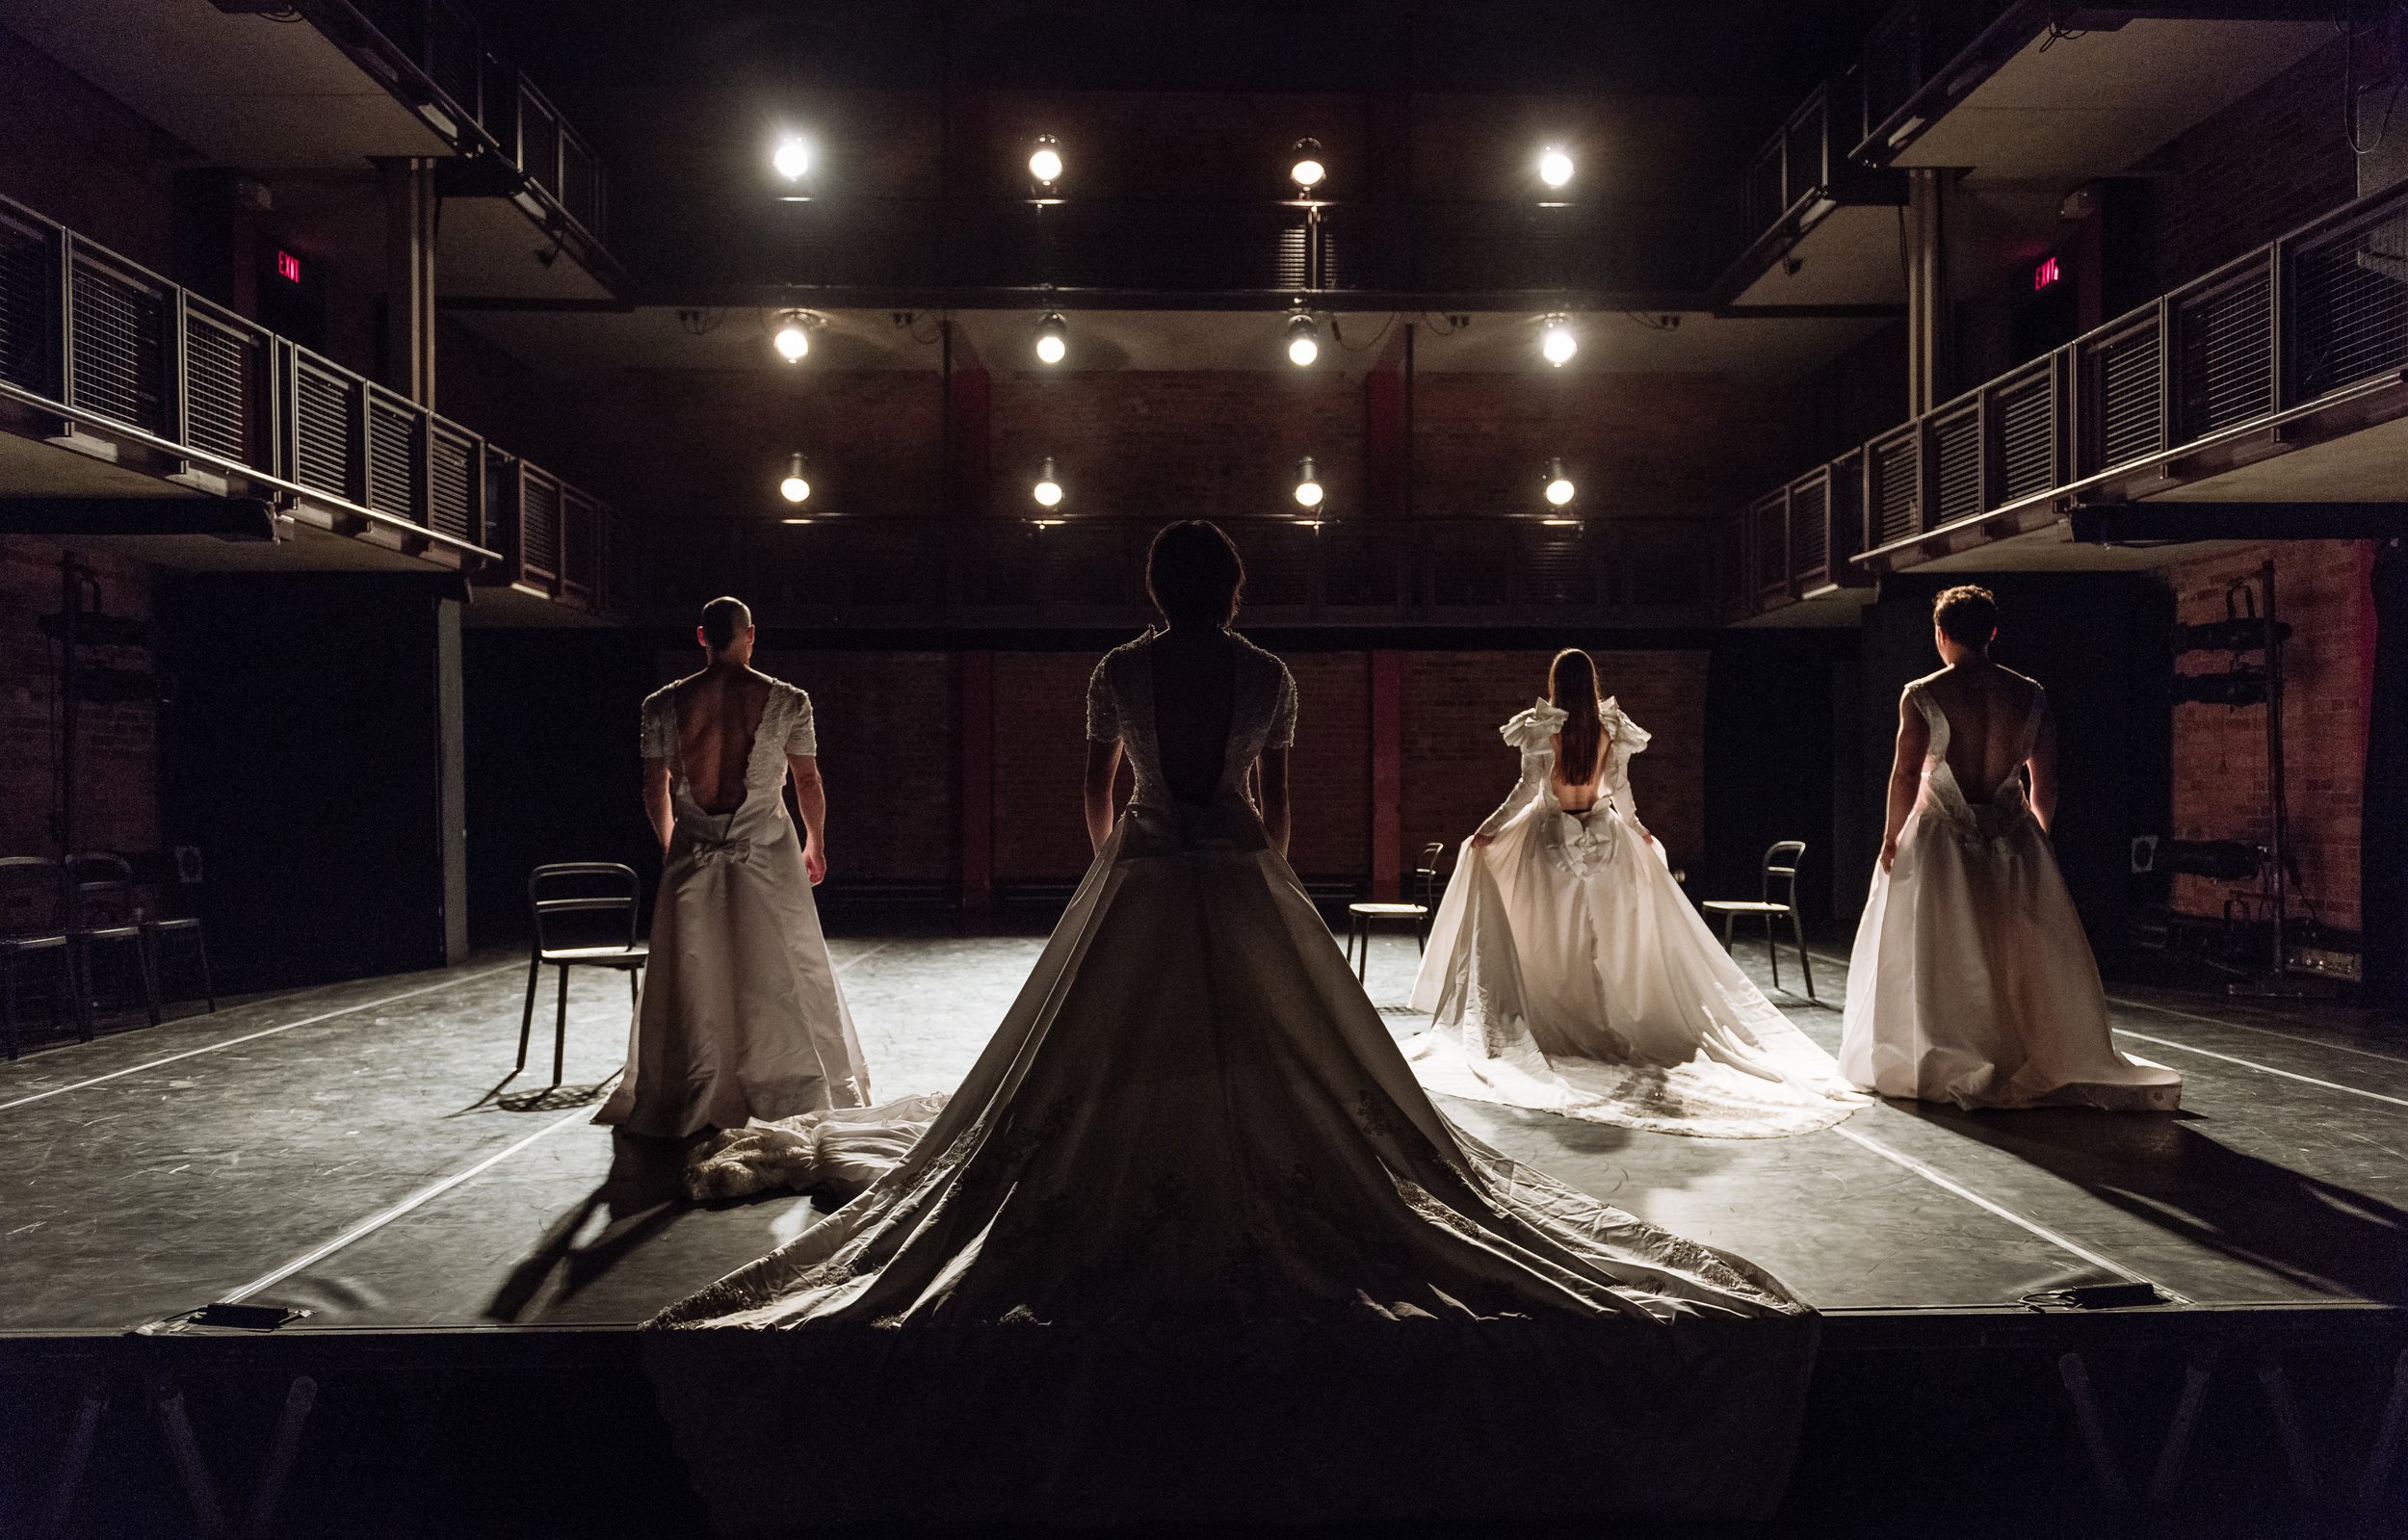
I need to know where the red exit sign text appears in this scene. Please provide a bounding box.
[275,249,303,284]
[2032,255,2061,291]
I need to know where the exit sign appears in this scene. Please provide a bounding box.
[2033,255,2062,291]
[275,249,303,284]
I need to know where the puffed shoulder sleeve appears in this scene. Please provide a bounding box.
[1086,656,1118,743]
[1599,696,1651,758]
[1499,699,1568,756]
[1268,662,1298,749]
[639,692,672,760]
[783,685,817,757]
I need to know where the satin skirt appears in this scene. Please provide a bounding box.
[1406,802,1861,1138]
[1839,796,2181,1110]
[594,796,870,1138]
[642,796,1819,1522]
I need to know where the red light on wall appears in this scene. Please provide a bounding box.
[2033,255,2061,291]
[275,249,302,284]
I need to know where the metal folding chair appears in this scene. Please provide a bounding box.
[0,857,75,1058]
[521,863,648,1085]
[65,851,159,1031]
[1345,842,1448,981]
[1702,840,1816,1002]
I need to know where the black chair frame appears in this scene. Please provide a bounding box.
[521,863,648,1085]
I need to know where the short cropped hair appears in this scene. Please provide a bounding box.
[1932,585,1998,647]
[700,595,752,650]
[1145,520,1245,627]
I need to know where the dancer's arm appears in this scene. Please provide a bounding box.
[788,754,828,884]
[1258,745,1291,859]
[2026,699,2059,835]
[1084,740,1122,853]
[1472,754,1548,848]
[642,759,672,853]
[1879,692,1929,873]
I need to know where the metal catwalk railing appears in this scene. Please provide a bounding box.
[637,513,1729,629]
[0,195,623,616]
[1726,177,2408,617]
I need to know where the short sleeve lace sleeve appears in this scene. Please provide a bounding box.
[1086,657,1119,744]
[782,685,818,758]
[639,690,674,760]
[1267,663,1298,749]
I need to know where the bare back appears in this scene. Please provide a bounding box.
[1549,734,1608,813]
[1148,630,1239,805]
[1918,662,2045,803]
[671,666,775,815]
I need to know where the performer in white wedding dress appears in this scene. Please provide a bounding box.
[1839,586,2180,1110]
[1406,649,1860,1137]
[647,526,1816,1523]
[594,596,871,1138]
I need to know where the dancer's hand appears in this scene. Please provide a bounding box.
[1879,836,1898,873]
[804,841,827,885]
[1471,832,1496,848]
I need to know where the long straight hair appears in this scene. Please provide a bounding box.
[1548,647,1604,783]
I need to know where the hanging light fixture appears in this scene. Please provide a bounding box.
[1034,312,1068,365]
[1033,457,1064,509]
[772,309,814,362]
[1540,313,1578,367]
[772,134,812,182]
[1288,137,1327,195]
[778,452,812,505]
[1543,457,1576,507]
[1537,145,1575,191]
[1293,457,1324,510]
[1028,135,1063,195]
[1286,309,1320,367]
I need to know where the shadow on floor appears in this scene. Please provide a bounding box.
[484,1131,690,1323]
[1907,1103,2408,1303]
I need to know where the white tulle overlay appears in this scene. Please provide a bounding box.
[646,634,1818,1523]
[1839,682,2181,1110]
[1406,699,1863,1138]
[595,679,871,1138]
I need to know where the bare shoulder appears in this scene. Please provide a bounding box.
[1997,665,2046,697]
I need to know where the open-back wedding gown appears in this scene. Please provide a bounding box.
[1840,676,2181,1110]
[646,631,1819,1525]
[1407,698,1861,1137]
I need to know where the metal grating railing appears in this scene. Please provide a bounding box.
[561,488,598,598]
[66,253,167,434]
[519,469,562,581]
[366,392,419,521]
[1871,433,1920,547]
[429,425,478,542]
[2178,267,2272,442]
[1929,408,1981,525]
[1791,476,1829,583]
[1724,175,2408,617]
[293,358,354,499]
[183,306,266,469]
[2094,325,2163,471]
[0,210,49,396]
[2290,197,2408,400]
[1995,371,2054,504]
[1751,495,1788,598]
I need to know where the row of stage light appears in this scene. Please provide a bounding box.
[769,134,1587,526]
[762,132,1588,372]
[774,454,1584,528]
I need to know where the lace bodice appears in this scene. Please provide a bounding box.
[1475,696,1651,843]
[1086,629,1296,810]
[641,677,817,820]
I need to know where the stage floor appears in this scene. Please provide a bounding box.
[4,928,2405,1337]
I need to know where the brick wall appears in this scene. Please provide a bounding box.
[0,537,159,862]
[1400,649,1711,873]
[2166,540,2369,937]
[0,25,186,272]
[991,651,1102,883]
[2148,37,2357,290]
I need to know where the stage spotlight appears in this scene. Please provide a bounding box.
[1544,457,1576,507]
[1034,312,1068,365]
[1286,311,1320,367]
[772,311,812,362]
[1540,313,1578,367]
[1538,146,1575,190]
[1289,137,1327,193]
[779,453,812,505]
[1293,457,1323,509]
[772,135,812,182]
[1034,457,1064,508]
[1029,135,1063,189]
